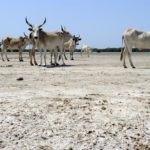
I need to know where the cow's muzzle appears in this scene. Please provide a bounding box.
[34,36,38,40]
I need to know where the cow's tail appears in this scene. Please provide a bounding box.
[120,35,124,61]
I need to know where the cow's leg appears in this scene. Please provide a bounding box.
[72,49,75,60]
[33,49,37,65]
[70,50,74,60]
[58,53,61,61]
[123,48,127,68]
[60,47,65,65]
[63,48,67,60]
[50,50,54,65]
[127,48,135,68]
[19,49,21,61]
[39,49,43,66]
[61,54,65,65]
[62,48,67,60]
[4,49,9,61]
[1,49,5,61]
[58,48,63,61]
[50,50,52,65]
[87,50,90,57]
[54,48,59,66]
[71,52,74,60]
[44,49,47,66]
[64,52,68,60]
[19,48,23,62]
[29,49,33,65]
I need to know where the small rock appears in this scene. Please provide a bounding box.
[41,136,47,140]
[101,106,106,110]
[68,147,73,150]
[87,130,93,134]
[16,77,24,81]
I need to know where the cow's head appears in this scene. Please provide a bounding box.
[25,17,46,40]
[73,35,81,45]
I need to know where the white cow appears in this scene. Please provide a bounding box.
[81,44,92,57]
[63,35,81,60]
[120,28,150,68]
[25,18,73,66]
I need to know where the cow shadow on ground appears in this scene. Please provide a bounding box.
[45,64,76,68]
[0,65,13,68]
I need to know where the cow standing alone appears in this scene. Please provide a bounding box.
[120,28,150,68]
[63,35,81,60]
[1,34,29,61]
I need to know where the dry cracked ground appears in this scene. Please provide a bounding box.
[0,52,150,150]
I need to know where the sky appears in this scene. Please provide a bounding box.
[1,0,150,48]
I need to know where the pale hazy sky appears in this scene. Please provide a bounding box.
[1,0,150,48]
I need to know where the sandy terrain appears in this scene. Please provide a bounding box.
[0,52,150,150]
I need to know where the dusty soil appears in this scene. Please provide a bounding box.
[0,52,150,150]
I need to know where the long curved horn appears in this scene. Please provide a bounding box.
[61,25,65,32]
[24,32,28,38]
[38,18,46,28]
[25,17,33,28]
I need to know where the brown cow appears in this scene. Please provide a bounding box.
[1,34,30,61]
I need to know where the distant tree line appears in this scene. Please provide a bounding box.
[1,48,150,52]
[76,48,150,52]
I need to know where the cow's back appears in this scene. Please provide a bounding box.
[124,28,150,49]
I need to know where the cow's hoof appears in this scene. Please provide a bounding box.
[51,63,55,66]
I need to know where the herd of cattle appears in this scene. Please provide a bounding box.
[0,18,150,68]
[0,18,92,66]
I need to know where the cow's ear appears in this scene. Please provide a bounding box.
[39,28,42,31]
[28,28,32,31]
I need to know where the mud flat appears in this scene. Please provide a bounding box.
[0,52,150,150]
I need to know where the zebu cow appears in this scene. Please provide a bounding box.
[63,35,81,60]
[25,17,73,66]
[120,28,150,68]
[81,44,92,57]
[1,34,29,61]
